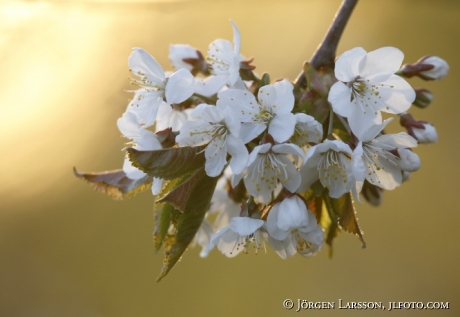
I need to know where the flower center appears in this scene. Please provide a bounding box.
[254,106,275,124]
[317,150,350,189]
[250,152,288,192]
[347,77,395,115]
[362,142,400,185]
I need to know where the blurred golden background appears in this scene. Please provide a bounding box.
[1,0,459,316]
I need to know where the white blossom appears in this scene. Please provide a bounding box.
[210,216,265,257]
[176,104,248,177]
[290,113,323,148]
[266,196,323,258]
[298,140,355,198]
[126,47,195,126]
[328,47,415,137]
[202,20,246,94]
[353,118,419,190]
[238,143,304,203]
[217,79,296,143]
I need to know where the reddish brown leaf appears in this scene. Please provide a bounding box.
[156,168,206,212]
[73,167,151,200]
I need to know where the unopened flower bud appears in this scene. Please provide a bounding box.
[412,123,438,144]
[399,113,437,144]
[399,56,449,80]
[169,44,208,75]
[413,88,433,108]
[418,56,449,80]
[361,181,383,207]
[397,148,421,172]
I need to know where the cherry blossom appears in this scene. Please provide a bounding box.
[210,216,265,257]
[353,118,419,190]
[217,79,296,143]
[298,140,355,198]
[236,142,304,203]
[266,196,323,258]
[126,48,195,126]
[328,47,415,137]
[176,104,248,177]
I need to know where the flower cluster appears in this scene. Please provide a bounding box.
[77,18,448,280]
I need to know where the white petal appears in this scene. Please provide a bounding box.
[230,20,241,55]
[223,109,241,137]
[348,105,382,138]
[195,219,215,258]
[194,75,227,97]
[266,203,289,241]
[129,47,165,80]
[165,68,195,104]
[328,82,354,118]
[412,123,438,144]
[217,88,258,122]
[277,196,309,230]
[373,133,418,148]
[169,44,198,71]
[359,47,404,82]
[277,155,301,193]
[271,80,295,114]
[135,130,162,151]
[156,102,191,132]
[257,84,277,109]
[365,155,402,190]
[297,147,321,193]
[210,227,241,257]
[117,111,141,139]
[268,113,296,143]
[266,235,288,259]
[123,157,146,180]
[352,142,366,183]
[397,149,420,172]
[247,143,271,166]
[227,135,249,175]
[126,90,163,127]
[229,217,264,236]
[356,117,394,142]
[205,142,227,177]
[272,143,305,160]
[239,123,266,144]
[335,47,366,82]
[299,225,323,245]
[176,119,212,146]
[374,75,415,114]
[151,177,163,195]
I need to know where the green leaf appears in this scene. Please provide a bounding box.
[73,167,151,200]
[156,173,218,282]
[153,202,182,252]
[127,145,206,180]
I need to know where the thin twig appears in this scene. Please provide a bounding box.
[294,0,358,87]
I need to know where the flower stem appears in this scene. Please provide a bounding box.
[327,107,334,136]
[294,0,358,87]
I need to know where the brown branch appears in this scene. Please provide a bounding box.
[294,0,358,87]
